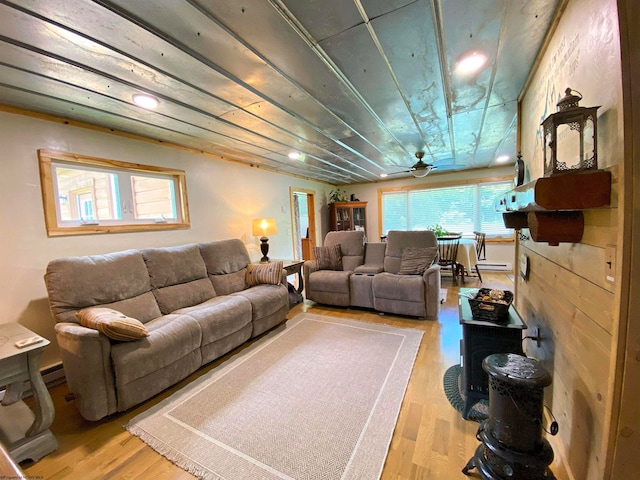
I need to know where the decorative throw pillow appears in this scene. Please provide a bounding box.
[246,260,283,287]
[76,307,149,341]
[313,244,343,270]
[399,246,439,275]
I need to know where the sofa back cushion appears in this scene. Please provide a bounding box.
[142,244,216,314]
[45,249,161,324]
[199,239,252,295]
[383,230,438,274]
[324,230,365,271]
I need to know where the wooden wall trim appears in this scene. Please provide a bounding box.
[608,0,640,477]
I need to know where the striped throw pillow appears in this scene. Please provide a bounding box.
[313,244,343,270]
[76,307,149,341]
[246,260,283,287]
[399,246,438,275]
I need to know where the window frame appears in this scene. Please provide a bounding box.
[38,149,190,236]
[377,175,515,241]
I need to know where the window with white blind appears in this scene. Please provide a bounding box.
[381,181,512,237]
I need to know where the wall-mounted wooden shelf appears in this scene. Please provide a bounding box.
[496,170,611,245]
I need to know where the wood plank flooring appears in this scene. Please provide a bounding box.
[21,273,568,479]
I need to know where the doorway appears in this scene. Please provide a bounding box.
[290,188,317,261]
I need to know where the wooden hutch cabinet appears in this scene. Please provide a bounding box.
[329,201,367,236]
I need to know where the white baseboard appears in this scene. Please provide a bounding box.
[477,263,513,272]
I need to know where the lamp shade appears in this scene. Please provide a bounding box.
[252,218,277,237]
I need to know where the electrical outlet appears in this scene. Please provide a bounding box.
[534,327,542,348]
[605,245,616,283]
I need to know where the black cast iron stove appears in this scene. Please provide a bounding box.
[462,353,557,479]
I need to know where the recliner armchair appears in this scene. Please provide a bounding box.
[304,230,441,319]
[303,230,365,306]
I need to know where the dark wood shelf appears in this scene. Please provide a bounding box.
[496,170,611,245]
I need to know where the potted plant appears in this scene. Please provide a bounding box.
[428,223,450,237]
[329,188,348,203]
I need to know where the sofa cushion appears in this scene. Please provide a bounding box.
[324,231,365,271]
[111,314,202,387]
[153,278,217,315]
[142,244,207,288]
[383,230,438,274]
[372,272,425,303]
[174,296,252,346]
[199,239,252,295]
[399,247,438,275]
[45,249,155,323]
[199,239,251,275]
[308,270,352,293]
[246,261,283,286]
[313,245,342,270]
[76,307,149,341]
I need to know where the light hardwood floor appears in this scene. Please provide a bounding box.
[22,273,568,479]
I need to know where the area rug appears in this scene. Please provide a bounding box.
[443,364,488,423]
[125,313,423,480]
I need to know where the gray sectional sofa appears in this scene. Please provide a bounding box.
[44,239,289,421]
[304,230,441,319]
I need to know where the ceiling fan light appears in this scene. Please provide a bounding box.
[411,166,431,178]
[132,93,159,109]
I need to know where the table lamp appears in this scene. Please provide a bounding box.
[252,218,277,263]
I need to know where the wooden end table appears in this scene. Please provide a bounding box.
[0,324,57,463]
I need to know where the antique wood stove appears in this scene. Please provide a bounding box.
[462,353,557,479]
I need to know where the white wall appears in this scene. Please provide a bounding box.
[0,111,330,368]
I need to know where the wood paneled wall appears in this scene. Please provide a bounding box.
[517,0,624,478]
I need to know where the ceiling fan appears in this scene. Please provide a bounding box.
[408,152,437,177]
[385,152,437,178]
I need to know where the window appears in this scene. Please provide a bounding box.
[381,181,512,237]
[38,149,189,236]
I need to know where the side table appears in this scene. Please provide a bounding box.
[0,324,57,463]
[458,289,527,419]
[282,260,304,305]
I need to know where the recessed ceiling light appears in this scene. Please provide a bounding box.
[496,154,510,163]
[288,151,300,160]
[132,93,159,109]
[456,52,488,74]
[380,173,388,178]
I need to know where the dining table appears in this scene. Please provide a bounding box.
[457,238,479,281]
[437,236,479,283]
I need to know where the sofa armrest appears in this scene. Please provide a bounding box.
[303,260,319,286]
[423,264,441,319]
[54,323,118,421]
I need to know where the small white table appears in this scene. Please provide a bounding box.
[0,324,57,463]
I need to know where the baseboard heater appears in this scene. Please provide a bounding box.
[477,263,513,272]
[0,363,65,402]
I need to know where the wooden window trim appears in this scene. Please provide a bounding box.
[38,149,190,237]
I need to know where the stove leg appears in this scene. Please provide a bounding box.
[462,456,478,476]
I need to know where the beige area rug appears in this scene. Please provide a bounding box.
[125,313,423,480]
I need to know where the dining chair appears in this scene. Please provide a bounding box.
[474,232,486,261]
[437,234,462,283]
